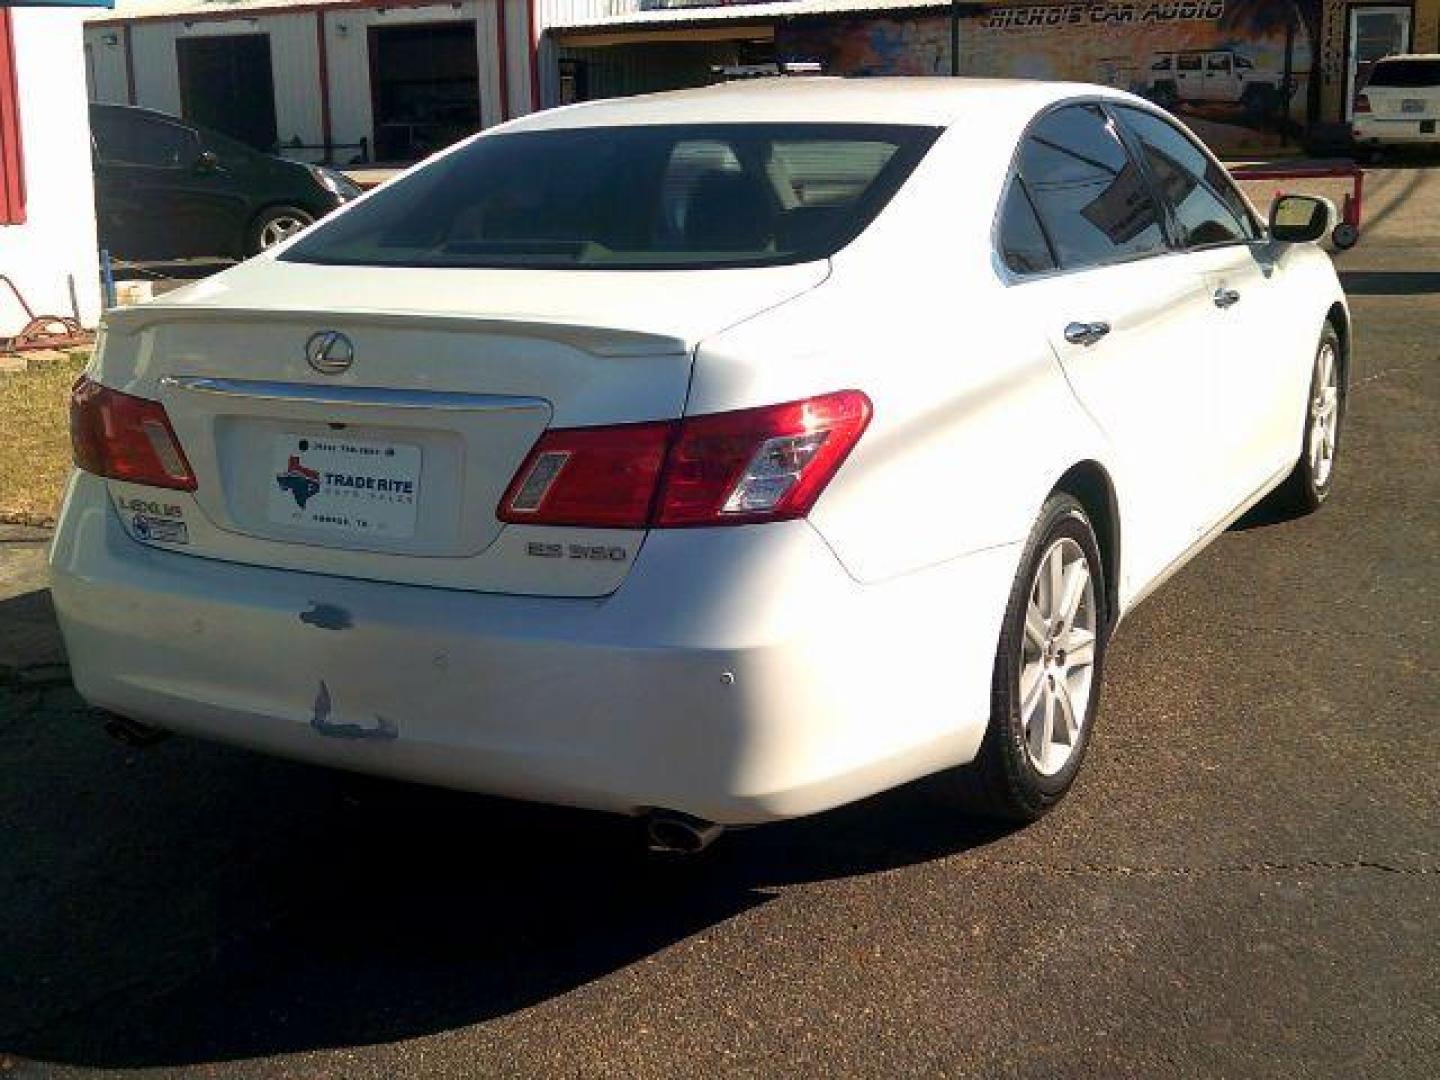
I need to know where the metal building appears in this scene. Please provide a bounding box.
[84,0,546,164]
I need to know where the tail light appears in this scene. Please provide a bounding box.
[498,390,871,529]
[69,376,197,491]
[499,421,671,528]
[1355,93,1372,115]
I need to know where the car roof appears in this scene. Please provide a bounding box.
[91,102,185,122]
[503,77,1137,134]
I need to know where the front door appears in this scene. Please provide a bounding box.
[1112,103,1301,524]
[91,109,243,259]
[1347,5,1413,119]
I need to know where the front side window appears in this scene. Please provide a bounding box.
[1115,106,1260,247]
[1017,104,1167,270]
[92,111,200,168]
[282,123,940,270]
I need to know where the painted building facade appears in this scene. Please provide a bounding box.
[0,6,103,338]
[548,0,1440,154]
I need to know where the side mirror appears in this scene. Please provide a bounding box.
[193,150,220,174]
[1268,194,1334,244]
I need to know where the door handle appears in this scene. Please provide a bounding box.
[1214,287,1241,309]
[1064,321,1111,346]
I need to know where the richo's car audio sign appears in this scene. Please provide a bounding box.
[985,3,1228,29]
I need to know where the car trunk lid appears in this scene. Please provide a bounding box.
[95,258,828,597]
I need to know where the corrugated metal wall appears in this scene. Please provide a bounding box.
[85,29,130,104]
[556,40,751,100]
[540,0,640,25]
[84,1,540,163]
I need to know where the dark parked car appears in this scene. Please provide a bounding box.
[90,103,363,260]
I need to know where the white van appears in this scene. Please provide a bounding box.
[1352,55,1440,149]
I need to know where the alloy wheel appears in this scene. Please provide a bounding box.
[259,214,310,249]
[1020,537,1098,777]
[1309,341,1340,490]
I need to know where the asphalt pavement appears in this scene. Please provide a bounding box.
[1,162,1437,1078]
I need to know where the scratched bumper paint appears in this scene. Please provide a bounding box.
[49,472,1014,824]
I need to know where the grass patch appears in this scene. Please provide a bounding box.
[0,350,89,525]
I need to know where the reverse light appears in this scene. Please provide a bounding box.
[69,376,197,491]
[498,421,672,528]
[498,391,872,529]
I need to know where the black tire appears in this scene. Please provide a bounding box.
[1264,322,1345,516]
[249,205,315,256]
[937,493,1110,823]
[1150,83,1178,110]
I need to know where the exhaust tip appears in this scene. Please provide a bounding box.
[103,714,170,748]
[644,811,724,856]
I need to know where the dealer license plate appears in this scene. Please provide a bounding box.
[267,433,422,540]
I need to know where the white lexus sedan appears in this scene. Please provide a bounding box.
[53,79,1348,851]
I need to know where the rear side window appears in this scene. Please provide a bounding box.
[93,111,200,168]
[282,123,940,270]
[997,180,1056,275]
[1366,59,1440,88]
[1115,106,1260,247]
[1017,104,1167,270]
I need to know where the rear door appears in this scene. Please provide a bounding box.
[1004,103,1216,589]
[1113,105,1303,520]
[1204,52,1235,102]
[1175,53,1204,102]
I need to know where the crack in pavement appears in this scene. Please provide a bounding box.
[965,857,1436,878]
[1209,620,1434,652]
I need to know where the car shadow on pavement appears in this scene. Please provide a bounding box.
[0,602,1012,1068]
[1338,271,1440,296]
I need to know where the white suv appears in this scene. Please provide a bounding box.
[1353,55,1440,150]
[1147,50,1286,118]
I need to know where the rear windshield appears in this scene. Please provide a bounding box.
[1367,59,1440,88]
[281,123,941,270]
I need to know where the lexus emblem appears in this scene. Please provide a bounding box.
[305,331,354,375]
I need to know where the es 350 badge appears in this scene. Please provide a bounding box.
[527,542,629,562]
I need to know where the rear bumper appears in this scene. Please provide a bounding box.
[1352,118,1440,145]
[51,472,1017,824]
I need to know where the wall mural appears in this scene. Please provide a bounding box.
[779,1,1324,152]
